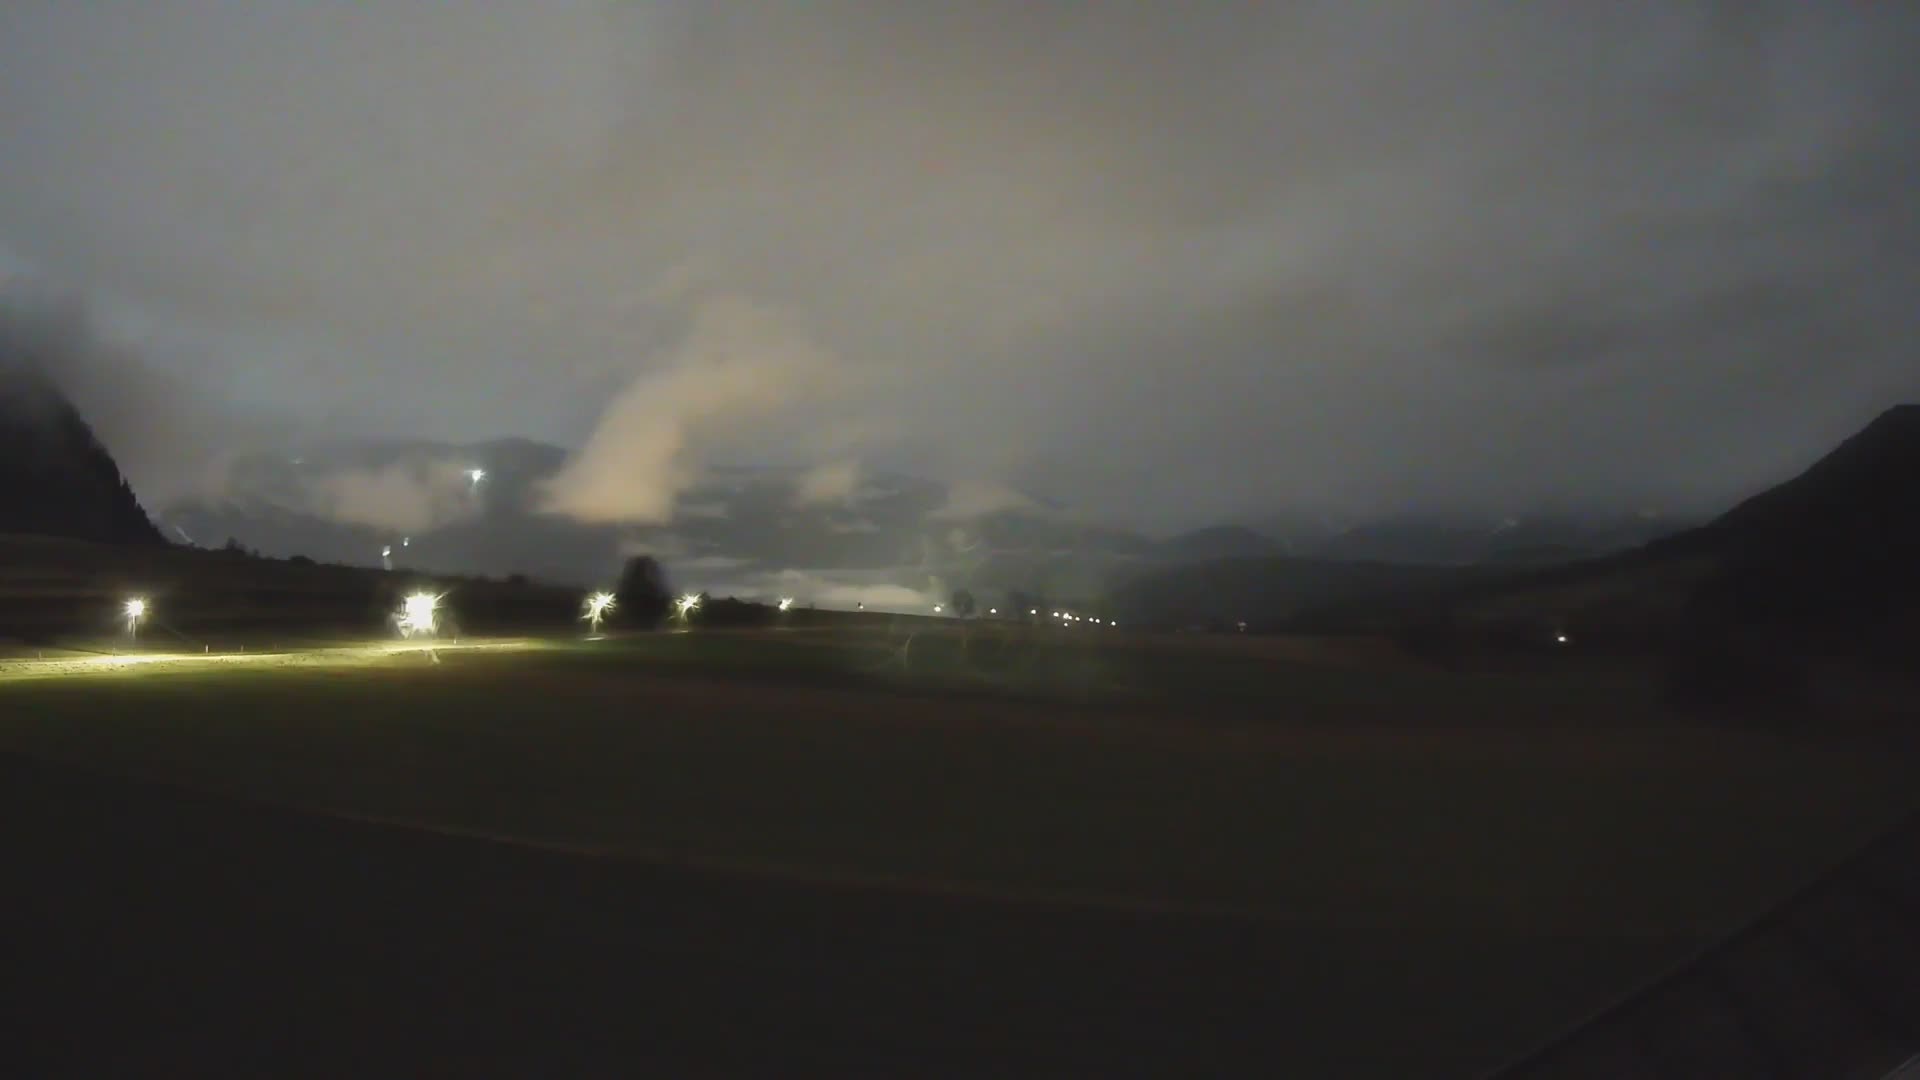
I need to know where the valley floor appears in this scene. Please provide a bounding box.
[3,629,1914,1075]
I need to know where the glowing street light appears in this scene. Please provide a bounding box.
[988,607,997,615]
[468,468,487,489]
[933,604,944,614]
[124,597,148,639]
[675,593,702,620]
[777,597,795,612]
[583,591,616,633]
[396,591,441,638]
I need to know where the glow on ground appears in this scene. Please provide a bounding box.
[0,639,555,683]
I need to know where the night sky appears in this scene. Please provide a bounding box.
[2,3,1916,530]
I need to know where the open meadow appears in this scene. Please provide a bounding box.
[5,623,1917,1074]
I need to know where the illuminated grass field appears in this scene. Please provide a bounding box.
[4,627,1916,1070]
[1,628,1911,922]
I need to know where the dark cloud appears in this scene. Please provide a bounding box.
[1,1,1916,530]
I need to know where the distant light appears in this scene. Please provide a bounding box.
[777,597,794,612]
[381,545,392,559]
[123,598,147,637]
[988,607,997,615]
[468,468,487,486]
[583,591,616,631]
[1030,609,1038,616]
[1555,633,1570,645]
[1051,612,1059,619]
[401,537,410,547]
[397,591,440,637]
[933,604,943,613]
[676,593,702,618]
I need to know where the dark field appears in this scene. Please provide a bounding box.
[4,626,1916,1075]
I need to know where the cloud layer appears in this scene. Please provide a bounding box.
[308,459,483,536]
[793,459,862,508]
[537,296,841,523]
[2,3,1917,527]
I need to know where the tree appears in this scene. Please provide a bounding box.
[950,588,977,618]
[614,555,672,629]
[1004,591,1029,620]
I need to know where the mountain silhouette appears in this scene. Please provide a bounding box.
[1678,404,1920,629]
[0,346,165,546]
[1699,404,1920,547]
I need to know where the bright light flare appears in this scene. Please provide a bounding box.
[468,468,487,486]
[123,598,147,620]
[675,593,702,619]
[396,591,442,637]
[933,604,944,613]
[583,591,616,631]
[777,597,795,612]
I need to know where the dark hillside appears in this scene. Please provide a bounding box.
[1681,405,1920,630]
[0,319,164,546]
[1290,405,1920,650]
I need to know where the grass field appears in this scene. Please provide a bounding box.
[4,625,1916,1071]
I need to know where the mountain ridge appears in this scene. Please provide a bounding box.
[0,344,165,547]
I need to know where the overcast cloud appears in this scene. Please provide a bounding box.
[2,2,1917,528]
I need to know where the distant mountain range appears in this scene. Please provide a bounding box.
[1283,404,1920,645]
[160,439,1689,613]
[10,331,1903,642]
[161,440,1157,610]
